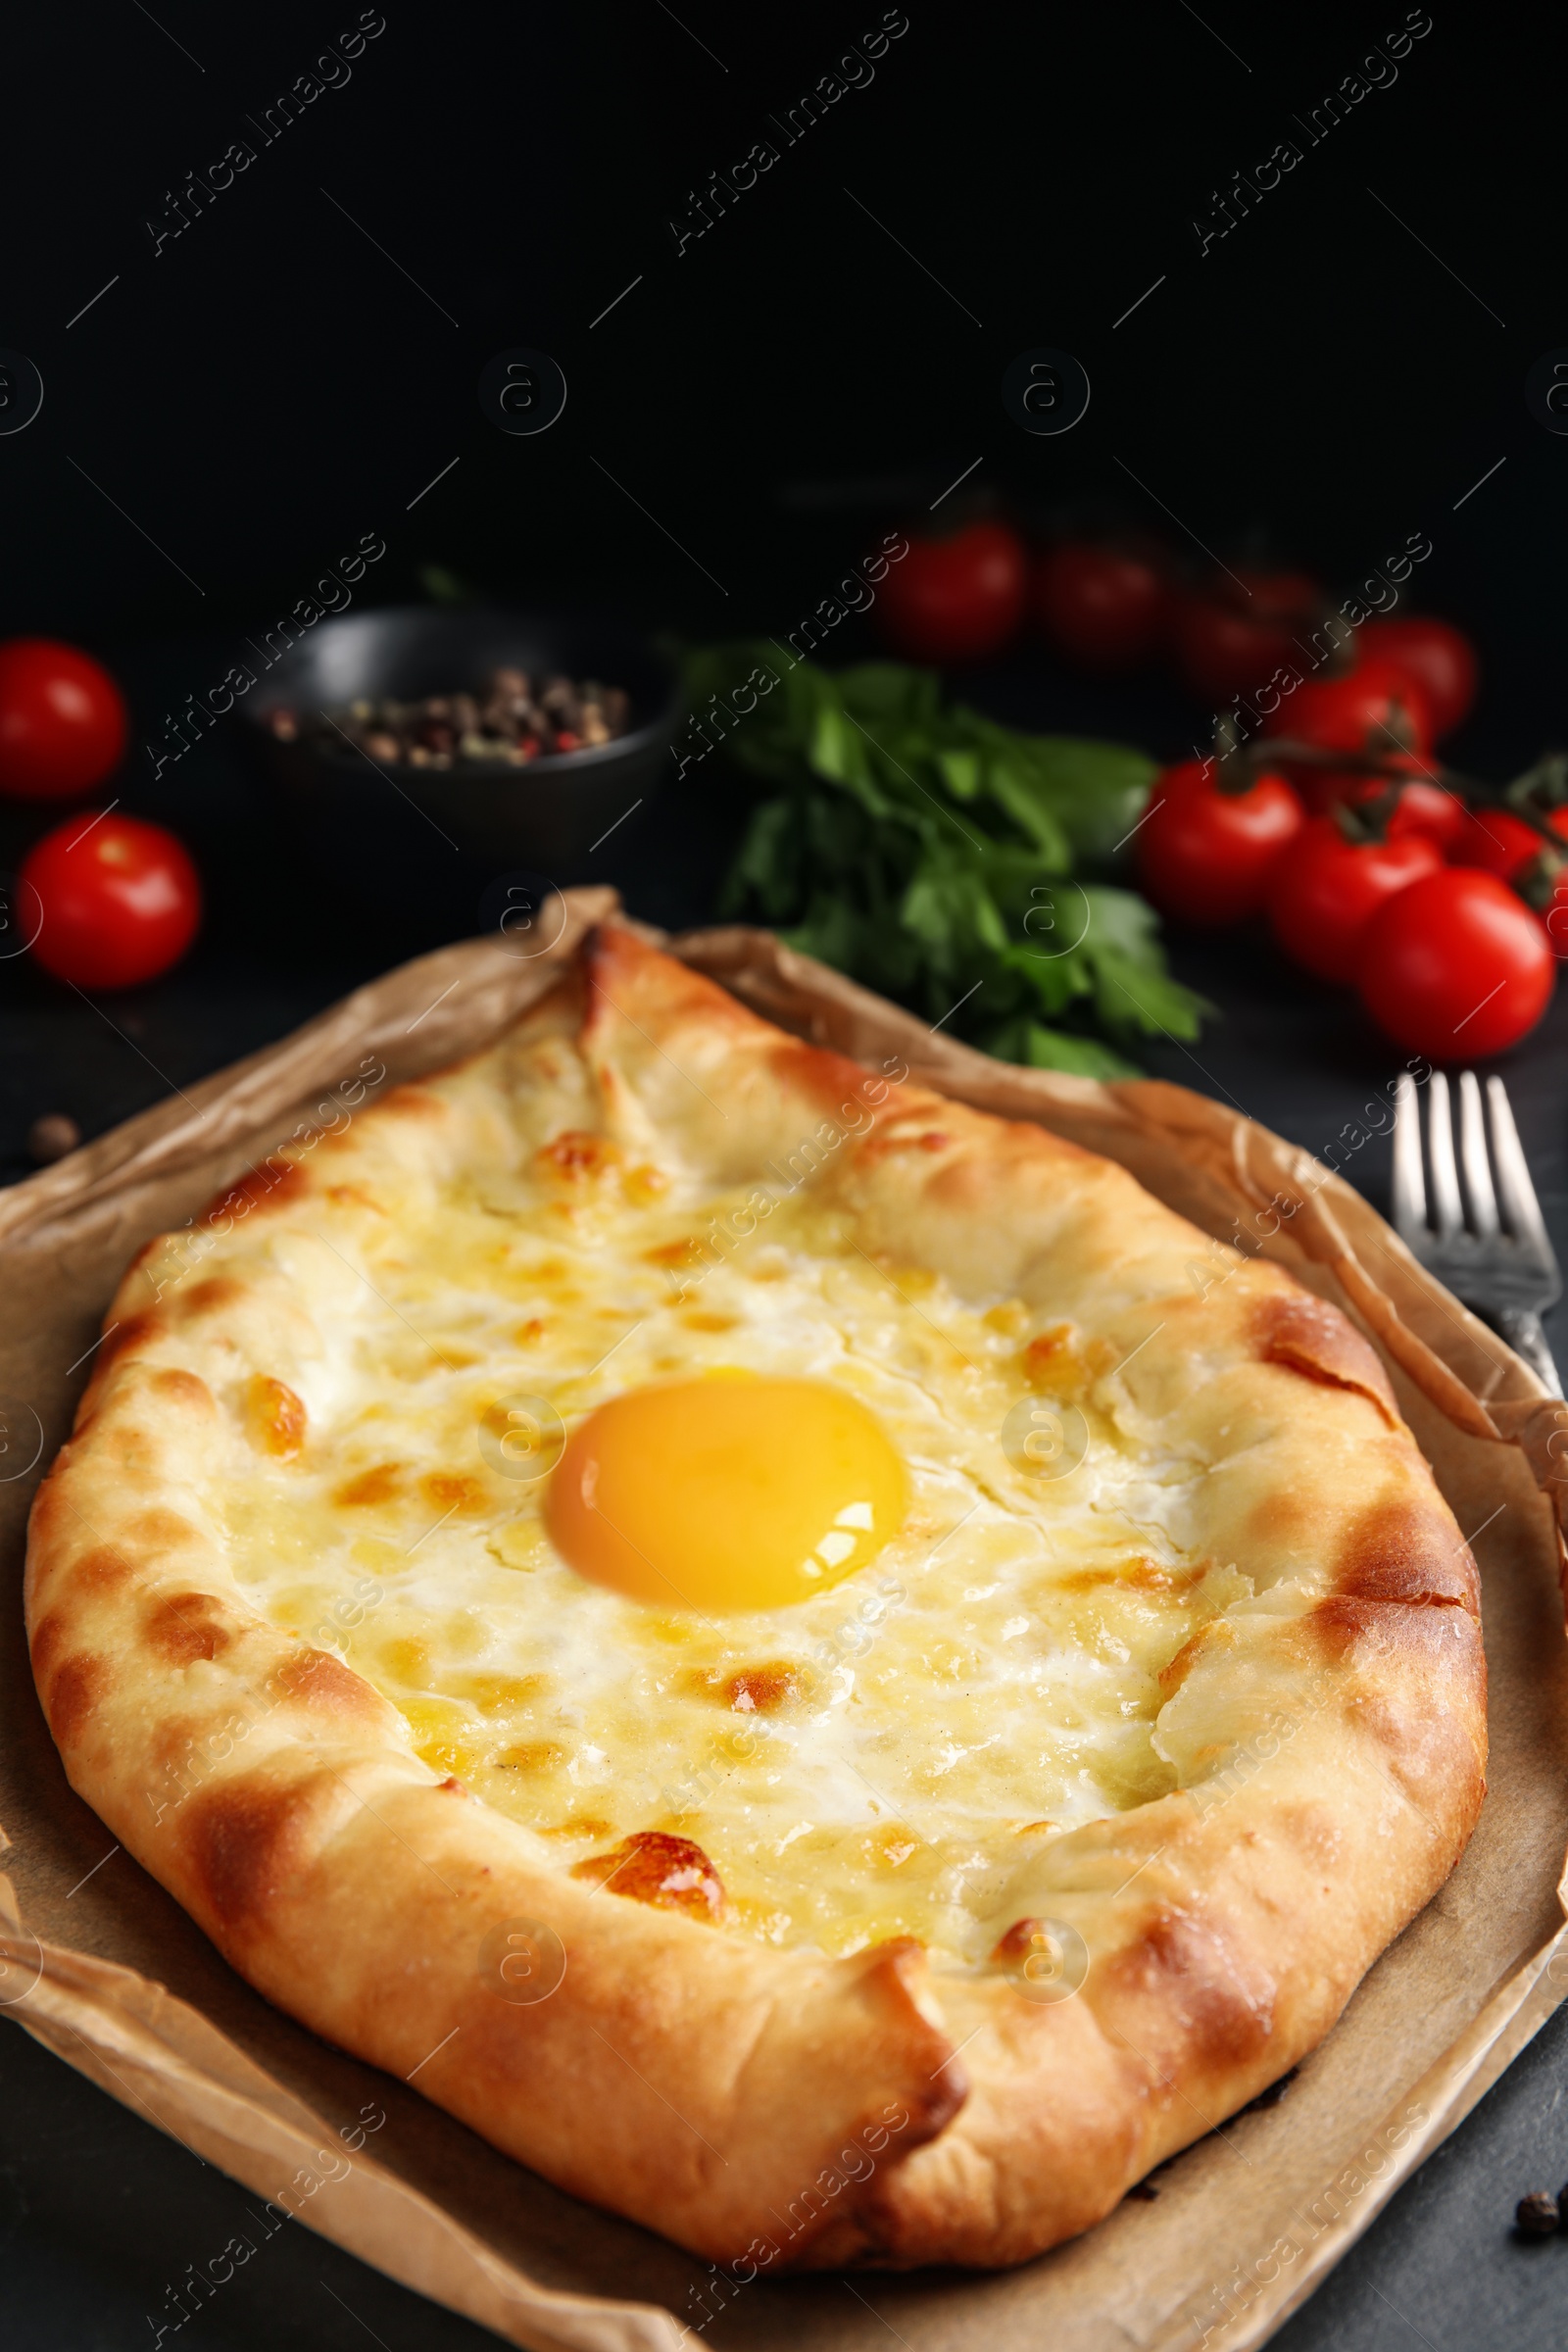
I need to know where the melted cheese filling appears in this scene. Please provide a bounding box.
[220,1121,1243,1964]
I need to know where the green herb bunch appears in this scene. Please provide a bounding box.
[690,647,1208,1078]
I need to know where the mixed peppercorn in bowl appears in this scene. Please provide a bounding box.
[266,666,634,768]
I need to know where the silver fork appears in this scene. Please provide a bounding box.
[1392,1071,1562,1396]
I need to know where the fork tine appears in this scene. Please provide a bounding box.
[1486,1077,1553,1257]
[1392,1071,1427,1236]
[1426,1071,1463,1237]
[1457,1071,1498,1236]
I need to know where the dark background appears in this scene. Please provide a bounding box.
[2,1,1560,729]
[6,4,1568,2347]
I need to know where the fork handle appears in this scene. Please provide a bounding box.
[1490,1307,1564,1398]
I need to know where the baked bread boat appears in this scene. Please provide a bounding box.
[24,925,1486,2269]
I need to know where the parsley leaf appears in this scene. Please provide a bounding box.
[689,645,1209,1073]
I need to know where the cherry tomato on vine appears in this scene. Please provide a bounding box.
[1137,758,1304,925]
[1448,806,1547,883]
[1357,869,1554,1058]
[1268,815,1442,983]
[1169,568,1322,706]
[1358,615,1478,738]
[21,812,202,991]
[1382,778,1467,853]
[1033,543,1169,672]
[874,520,1027,663]
[1308,773,1468,855]
[1262,659,1433,766]
[0,638,128,801]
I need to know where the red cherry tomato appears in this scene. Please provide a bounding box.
[874,521,1027,663]
[1137,759,1304,926]
[1268,815,1442,982]
[21,812,201,991]
[1297,750,1424,817]
[1262,659,1433,765]
[1033,543,1169,673]
[1170,568,1323,706]
[1448,806,1547,883]
[0,638,129,802]
[1309,773,1468,854]
[1357,869,1554,1058]
[1382,778,1467,853]
[1358,615,1478,738]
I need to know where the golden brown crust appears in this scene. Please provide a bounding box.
[24,923,1486,2270]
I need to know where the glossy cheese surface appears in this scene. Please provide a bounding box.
[218,1069,1240,1965]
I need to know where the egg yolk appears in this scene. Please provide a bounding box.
[543,1375,906,1610]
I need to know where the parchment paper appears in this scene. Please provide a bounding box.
[4,888,1567,2352]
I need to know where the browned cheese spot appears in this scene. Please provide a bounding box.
[622,1162,670,1204]
[247,1375,308,1460]
[643,1237,708,1269]
[1018,1326,1076,1391]
[686,1661,806,1713]
[571,1829,727,1922]
[493,1740,565,1773]
[536,1129,617,1182]
[465,1672,548,1708]
[1058,1557,1205,1595]
[1016,1324,1115,1396]
[332,1462,404,1508]
[418,1470,490,1515]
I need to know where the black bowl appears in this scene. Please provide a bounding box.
[240,606,680,919]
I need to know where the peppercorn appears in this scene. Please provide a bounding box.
[310,665,629,766]
[1515,2191,1558,2237]
[27,1113,81,1165]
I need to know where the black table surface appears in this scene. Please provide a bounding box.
[5,643,1568,2352]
